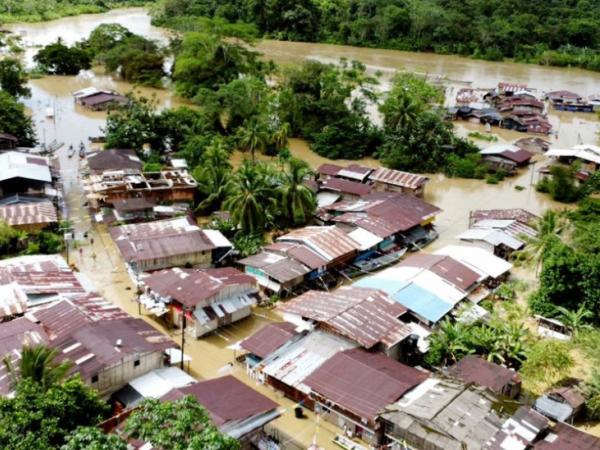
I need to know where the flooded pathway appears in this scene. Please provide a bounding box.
[6,7,600,447]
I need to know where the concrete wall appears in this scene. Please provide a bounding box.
[89,351,165,398]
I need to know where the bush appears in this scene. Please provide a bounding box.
[520,339,574,384]
[445,153,486,179]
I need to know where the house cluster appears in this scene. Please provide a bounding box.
[0,253,282,449]
[451,82,553,135]
[543,143,600,182]
[73,87,128,111]
[545,90,597,113]
[0,149,60,232]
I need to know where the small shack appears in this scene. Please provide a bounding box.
[368,167,429,197]
[448,355,521,398]
[534,386,585,423]
[0,133,18,150]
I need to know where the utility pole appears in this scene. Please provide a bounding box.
[180,309,187,371]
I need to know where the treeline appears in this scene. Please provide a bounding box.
[152,0,600,70]
[0,1,148,23]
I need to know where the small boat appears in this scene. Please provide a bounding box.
[68,144,75,158]
[78,141,86,158]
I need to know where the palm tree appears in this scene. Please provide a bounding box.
[520,210,568,274]
[554,305,593,336]
[4,345,72,391]
[224,161,275,235]
[381,89,422,132]
[238,119,270,162]
[193,139,232,213]
[271,122,291,153]
[277,158,316,227]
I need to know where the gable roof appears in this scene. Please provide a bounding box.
[304,348,429,421]
[0,152,51,183]
[279,286,409,349]
[449,356,520,394]
[143,267,256,308]
[369,167,429,190]
[321,177,372,196]
[533,422,600,450]
[161,375,279,428]
[0,200,57,227]
[240,322,299,359]
[397,253,481,291]
[277,226,361,263]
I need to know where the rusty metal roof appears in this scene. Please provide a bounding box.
[304,348,429,421]
[87,149,142,173]
[240,322,298,358]
[321,177,372,196]
[484,407,549,450]
[369,167,429,190]
[110,217,217,263]
[53,318,173,379]
[0,200,57,227]
[398,254,481,291]
[279,286,409,349]
[277,226,360,263]
[262,257,311,283]
[532,422,600,450]
[143,267,256,308]
[161,375,279,427]
[317,164,343,176]
[470,209,539,226]
[449,356,521,394]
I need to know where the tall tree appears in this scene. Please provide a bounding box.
[0,58,30,98]
[0,91,36,146]
[238,119,270,162]
[193,138,233,213]
[277,158,316,226]
[125,396,240,450]
[224,161,274,234]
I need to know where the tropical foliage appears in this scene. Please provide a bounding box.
[34,39,92,75]
[125,396,240,450]
[0,90,36,146]
[0,58,30,98]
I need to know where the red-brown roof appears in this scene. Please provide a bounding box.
[398,254,481,291]
[87,149,142,173]
[143,267,256,308]
[304,348,429,421]
[0,200,57,227]
[449,356,521,394]
[369,167,428,190]
[278,286,409,349]
[240,322,298,358]
[317,164,343,176]
[470,209,539,225]
[321,178,372,196]
[500,148,534,164]
[161,375,279,427]
[533,422,600,450]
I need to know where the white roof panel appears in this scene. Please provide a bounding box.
[347,227,383,251]
[0,152,52,183]
[435,245,512,279]
[202,229,232,248]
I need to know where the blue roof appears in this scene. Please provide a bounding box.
[391,283,454,323]
[353,277,409,295]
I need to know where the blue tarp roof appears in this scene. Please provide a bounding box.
[353,277,409,295]
[391,283,454,323]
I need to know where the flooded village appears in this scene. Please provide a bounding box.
[1,6,600,450]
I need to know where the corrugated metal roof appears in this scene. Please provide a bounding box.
[260,330,357,393]
[320,177,372,196]
[240,322,298,358]
[317,164,343,176]
[369,167,428,189]
[304,348,429,421]
[87,149,142,173]
[449,356,520,394]
[391,283,454,323]
[470,209,539,226]
[278,226,360,262]
[398,253,481,291]
[0,200,57,227]
[337,164,373,181]
[143,267,256,308]
[347,227,383,251]
[0,151,52,183]
[458,228,524,250]
[111,217,217,263]
[161,375,279,431]
[278,286,409,349]
[484,407,548,450]
[435,245,513,279]
[532,422,600,450]
[546,148,600,165]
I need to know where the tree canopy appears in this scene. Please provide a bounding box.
[34,39,91,75]
[0,91,36,146]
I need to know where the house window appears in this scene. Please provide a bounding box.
[134,359,140,367]
[91,374,99,383]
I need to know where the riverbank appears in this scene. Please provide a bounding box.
[0,2,151,24]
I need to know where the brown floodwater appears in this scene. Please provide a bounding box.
[7,7,600,445]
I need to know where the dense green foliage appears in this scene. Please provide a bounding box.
[0,90,36,145]
[536,165,583,203]
[529,200,600,326]
[34,39,92,75]
[62,427,128,450]
[0,58,30,98]
[0,220,65,257]
[0,377,110,450]
[84,24,166,86]
[152,0,600,71]
[125,396,240,450]
[0,1,149,23]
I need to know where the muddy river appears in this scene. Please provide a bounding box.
[5,7,600,447]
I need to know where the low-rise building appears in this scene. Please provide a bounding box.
[85,169,197,209]
[545,144,600,175]
[305,348,429,446]
[457,218,537,259]
[141,267,257,338]
[434,245,513,286]
[484,406,549,450]
[448,355,521,398]
[111,217,232,271]
[0,133,18,150]
[532,421,600,449]
[0,151,54,198]
[319,177,373,202]
[381,378,506,450]
[110,197,156,222]
[316,163,373,183]
[368,167,429,197]
[534,386,586,423]
[278,286,412,358]
[86,149,142,175]
[73,87,127,111]
[0,197,57,231]
[514,137,551,153]
[240,322,299,364]
[480,144,534,167]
